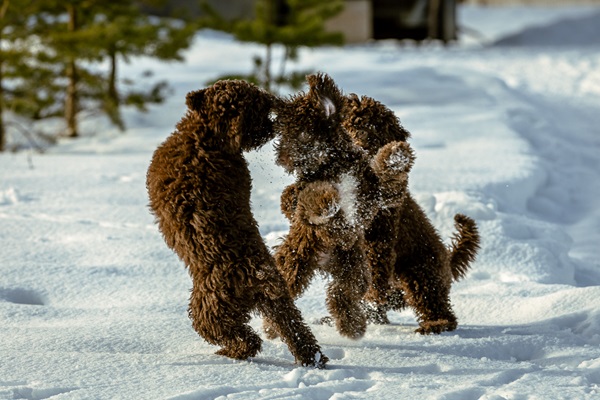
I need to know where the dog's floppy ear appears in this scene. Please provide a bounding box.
[185,89,206,111]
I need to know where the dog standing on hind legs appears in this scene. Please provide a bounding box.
[266,73,415,340]
[343,93,481,334]
[146,80,327,367]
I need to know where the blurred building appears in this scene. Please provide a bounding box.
[146,0,458,43]
[327,0,457,43]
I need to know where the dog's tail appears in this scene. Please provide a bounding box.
[448,214,480,281]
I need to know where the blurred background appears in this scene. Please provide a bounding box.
[1,0,599,152]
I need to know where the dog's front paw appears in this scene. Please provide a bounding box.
[371,141,415,208]
[372,141,415,177]
[297,181,341,225]
[309,202,340,225]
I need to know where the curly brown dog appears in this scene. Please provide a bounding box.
[146,80,327,367]
[266,73,415,340]
[344,93,481,334]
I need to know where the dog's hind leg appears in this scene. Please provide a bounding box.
[325,243,370,339]
[264,229,320,340]
[362,288,407,324]
[363,209,399,305]
[188,283,262,360]
[398,264,458,334]
[257,290,328,368]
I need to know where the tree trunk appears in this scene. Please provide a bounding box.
[108,47,118,104]
[264,43,272,92]
[0,58,5,152]
[107,45,124,130]
[1,1,10,150]
[64,3,79,138]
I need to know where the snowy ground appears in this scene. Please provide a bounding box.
[2,4,600,399]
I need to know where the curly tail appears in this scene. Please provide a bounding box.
[449,214,480,281]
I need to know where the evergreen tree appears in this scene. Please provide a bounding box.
[201,0,344,93]
[87,1,196,130]
[51,1,90,138]
[0,0,195,149]
[0,0,42,151]
[33,0,195,138]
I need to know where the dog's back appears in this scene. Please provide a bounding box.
[147,123,263,277]
[146,81,275,277]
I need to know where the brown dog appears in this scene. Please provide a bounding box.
[146,80,327,367]
[344,93,481,334]
[267,73,414,340]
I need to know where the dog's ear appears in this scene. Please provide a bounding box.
[185,89,206,111]
[306,73,341,118]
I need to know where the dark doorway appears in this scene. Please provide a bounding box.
[372,0,456,43]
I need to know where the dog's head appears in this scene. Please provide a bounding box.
[185,80,280,152]
[344,94,411,155]
[275,73,361,181]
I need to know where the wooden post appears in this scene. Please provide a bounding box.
[428,0,440,40]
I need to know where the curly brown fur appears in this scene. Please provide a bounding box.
[344,93,411,150]
[146,80,327,367]
[345,94,481,334]
[268,73,414,340]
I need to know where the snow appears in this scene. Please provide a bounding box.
[335,173,359,226]
[2,4,600,399]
